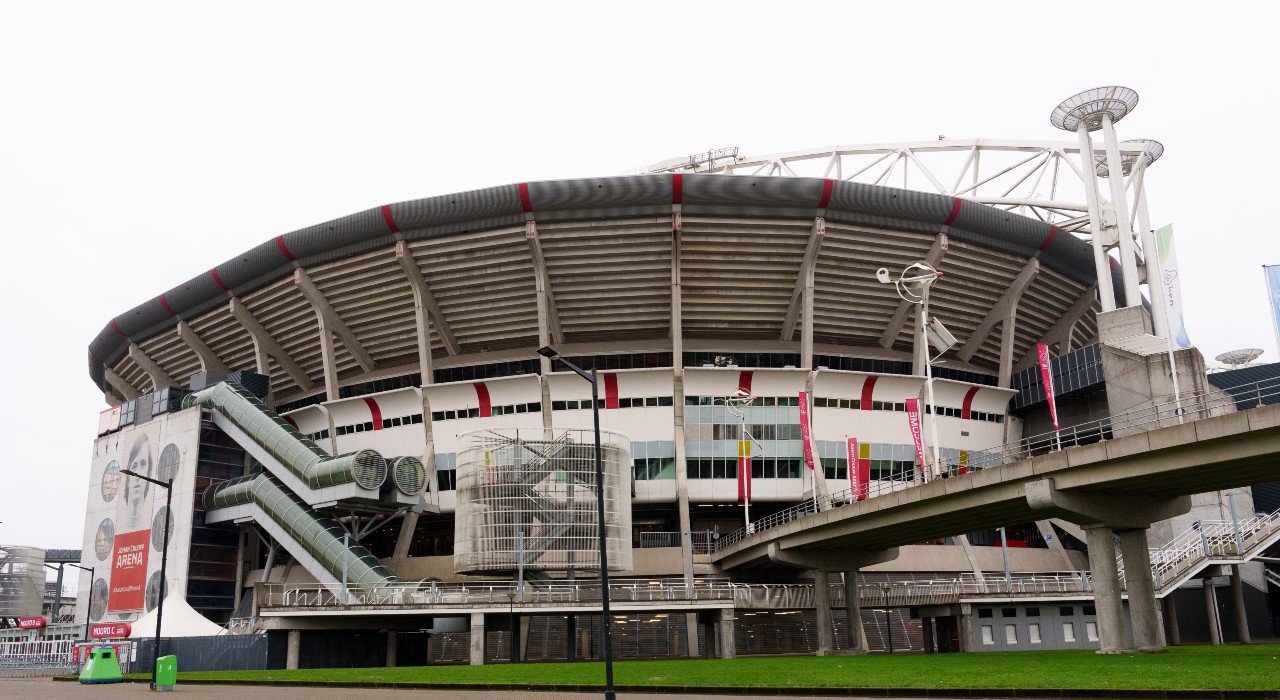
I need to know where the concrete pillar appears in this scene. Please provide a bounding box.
[843,570,868,652]
[1084,525,1130,653]
[957,604,974,653]
[998,310,1017,389]
[922,617,935,654]
[718,608,736,659]
[1203,579,1222,645]
[1230,566,1250,644]
[801,253,815,370]
[316,322,340,402]
[286,629,301,669]
[470,612,486,665]
[812,570,832,655]
[386,631,397,667]
[1117,528,1162,651]
[1162,595,1180,646]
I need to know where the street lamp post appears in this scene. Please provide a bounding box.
[63,562,96,641]
[537,345,615,700]
[122,468,173,692]
[880,583,893,654]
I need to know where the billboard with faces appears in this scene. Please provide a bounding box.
[79,407,202,625]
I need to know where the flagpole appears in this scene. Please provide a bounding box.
[1154,225,1184,423]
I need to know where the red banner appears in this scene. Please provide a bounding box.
[847,438,870,501]
[799,391,816,471]
[905,398,927,471]
[89,622,132,639]
[108,530,150,612]
[17,617,46,629]
[1037,343,1059,431]
[736,440,751,503]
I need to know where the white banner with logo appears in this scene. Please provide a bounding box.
[1155,224,1192,348]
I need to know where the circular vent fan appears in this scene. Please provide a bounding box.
[349,449,389,491]
[391,457,426,497]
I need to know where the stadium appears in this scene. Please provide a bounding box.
[50,87,1280,667]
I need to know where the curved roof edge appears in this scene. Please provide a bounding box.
[88,174,1120,392]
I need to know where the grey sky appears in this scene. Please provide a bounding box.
[2,1,1276,549]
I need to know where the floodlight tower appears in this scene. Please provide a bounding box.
[1100,138,1165,336]
[1050,86,1143,312]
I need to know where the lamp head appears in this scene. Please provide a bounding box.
[536,346,560,360]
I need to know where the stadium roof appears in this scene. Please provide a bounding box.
[89,174,1122,402]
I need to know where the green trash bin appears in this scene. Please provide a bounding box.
[78,646,123,684]
[154,655,177,691]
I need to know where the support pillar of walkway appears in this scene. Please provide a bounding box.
[813,570,833,655]
[386,631,397,667]
[1117,528,1163,651]
[1204,578,1222,645]
[718,608,736,659]
[470,612,486,665]
[1162,595,1181,646]
[1230,566,1251,644]
[844,570,868,653]
[286,629,300,669]
[922,617,936,654]
[1084,525,1130,653]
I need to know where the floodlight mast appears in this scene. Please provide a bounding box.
[877,263,945,481]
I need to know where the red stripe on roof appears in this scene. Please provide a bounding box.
[944,198,962,225]
[159,295,176,316]
[111,320,127,339]
[474,382,492,418]
[211,268,230,291]
[818,179,834,209]
[283,415,299,430]
[961,386,980,420]
[380,205,400,233]
[603,373,619,409]
[737,371,754,396]
[1039,225,1058,251]
[672,174,683,205]
[517,183,533,213]
[276,236,296,261]
[363,397,383,430]
[860,376,878,410]
[88,349,101,362]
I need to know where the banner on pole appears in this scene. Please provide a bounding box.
[1265,264,1280,358]
[1037,343,1060,431]
[1155,225,1192,348]
[799,391,816,471]
[847,438,869,501]
[905,399,926,472]
[737,439,752,503]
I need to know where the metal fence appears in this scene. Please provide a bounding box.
[0,639,78,678]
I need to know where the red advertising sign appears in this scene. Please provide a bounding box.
[17,617,46,629]
[89,622,132,639]
[1036,343,1060,431]
[798,391,816,471]
[108,530,150,612]
[905,398,927,472]
[847,438,870,501]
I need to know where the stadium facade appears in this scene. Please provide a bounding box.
[71,123,1280,662]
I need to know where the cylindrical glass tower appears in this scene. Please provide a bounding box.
[454,427,632,575]
[0,546,45,618]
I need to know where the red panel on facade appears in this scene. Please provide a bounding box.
[860,376,878,410]
[603,373,619,409]
[474,382,492,418]
[961,386,980,420]
[362,398,383,430]
[737,371,754,396]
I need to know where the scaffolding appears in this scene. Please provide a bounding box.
[454,428,632,575]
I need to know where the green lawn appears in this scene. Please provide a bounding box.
[132,645,1280,691]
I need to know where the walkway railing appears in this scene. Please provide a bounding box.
[1119,508,1280,591]
[715,376,1280,553]
[636,531,717,553]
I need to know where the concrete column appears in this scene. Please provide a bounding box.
[316,323,340,401]
[843,570,868,652]
[1162,595,1180,646]
[673,374,699,658]
[998,310,1017,389]
[470,612,486,665]
[812,570,833,655]
[1230,566,1250,644]
[1203,579,1222,645]
[386,631,398,667]
[801,253,815,370]
[286,629,301,669]
[718,608,736,659]
[922,617,935,654]
[1084,525,1130,653]
[1117,528,1162,651]
[957,604,974,653]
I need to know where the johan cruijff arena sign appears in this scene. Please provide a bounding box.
[81,405,201,624]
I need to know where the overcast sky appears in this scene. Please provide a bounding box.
[2,1,1277,549]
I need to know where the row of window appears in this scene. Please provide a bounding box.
[686,395,803,407]
[812,397,909,412]
[552,396,675,411]
[977,605,1096,619]
[333,413,426,436]
[925,405,1005,424]
[431,403,541,421]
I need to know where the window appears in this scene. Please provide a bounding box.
[1085,621,1098,642]
[1082,605,1096,616]
[1025,607,1040,617]
[981,625,994,644]
[436,470,457,491]
[1059,606,1074,617]
[978,608,993,619]
[1062,622,1076,642]
[1002,608,1018,618]
[1005,624,1018,644]
[1028,623,1041,644]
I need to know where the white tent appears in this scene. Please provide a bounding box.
[129,594,227,639]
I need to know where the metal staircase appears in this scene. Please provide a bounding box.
[1265,567,1280,590]
[1119,508,1280,594]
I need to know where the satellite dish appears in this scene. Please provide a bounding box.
[1215,348,1263,369]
